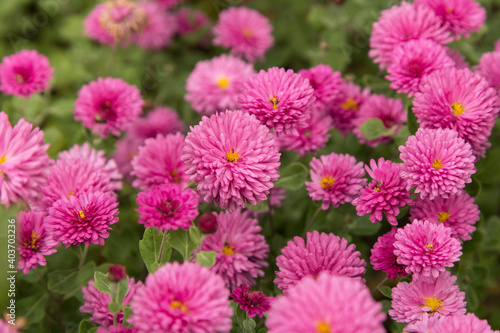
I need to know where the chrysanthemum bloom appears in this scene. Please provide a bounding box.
[175,7,209,35]
[415,0,486,39]
[46,191,119,247]
[386,39,454,97]
[429,313,499,333]
[111,136,140,181]
[84,3,117,45]
[298,64,344,112]
[277,110,332,157]
[369,2,452,69]
[389,271,466,324]
[405,313,441,333]
[413,67,499,157]
[185,54,255,115]
[475,51,500,95]
[239,67,315,136]
[399,128,476,200]
[136,184,198,232]
[131,133,189,190]
[0,319,18,333]
[306,152,366,210]
[74,77,144,138]
[0,112,50,207]
[394,219,462,278]
[353,158,412,225]
[410,193,479,241]
[182,110,280,212]
[445,47,469,69]
[200,210,269,289]
[129,262,233,333]
[80,278,143,328]
[370,228,408,280]
[153,0,185,10]
[99,0,147,44]
[128,106,185,141]
[230,285,275,318]
[132,1,177,50]
[275,231,366,292]
[213,6,273,62]
[269,187,287,207]
[353,94,407,146]
[0,50,54,98]
[327,82,370,135]
[267,273,386,333]
[17,211,58,274]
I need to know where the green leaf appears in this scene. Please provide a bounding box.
[465,285,480,312]
[93,271,112,295]
[108,302,121,315]
[359,118,397,140]
[465,175,482,198]
[139,228,171,273]
[195,251,217,267]
[188,226,203,247]
[378,285,392,299]
[348,215,381,236]
[78,319,98,333]
[169,228,198,261]
[115,278,130,305]
[246,201,269,212]
[243,318,257,332]
[275,162,308,191]
[407,105,419,135]
[17,293,48,324]
[47,269,77,294]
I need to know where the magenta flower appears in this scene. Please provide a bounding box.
[306,152,366,210]
[230,285,275,319]
[369,2,451,69]
[405,313,441,333]
[413,67,499,157]
[475,51,500,95]
[74,77,144,138]
[132,1,177,50]
[80,278,143,328]
[275,231,366,292]
[410,193,479,242]
[445,47,469,69]
[213,6,273,62]
[136,184,199,232]
[153,0,185,10]
[175,7,210,35]
[127,106,185,141]
[327,82,370,135]
[0,319,17,333]
[239,67,315,136]
[267,273,386,333]
[394,219,462,278]
[430,313,499,333]
[129,262,233,333]
[386,39,454,97]
[46,191,119,247]
[0,50,54,98]
[200,210,269,289]
[353,158,412,225]
[370,228,408,280]
[182,110,280,212]
[415,0,486,39]
[0,112,50,207]
[111,136,141,181]
[131,133,189,190]
[298,64,344,112]
[389,271,466,324]
[185,54,255,115]
[353,94,406,147]
[17,211,58,274]
[399,128,476,200]
[84,3,116,46]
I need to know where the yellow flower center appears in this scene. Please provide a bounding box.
[316,322,331,333]
[67,191,75,198]
[432,159,442,169]
[438,211,450,223]
[269,96,279,109]
[425,242,434,250]
[226,150,240,163]
[16,74,25,83]
[242,28,254,38]
[79,211,85,219]
[170,300,189,313]
[374,187,381,192]
[222,245,235,255]
[342,98,359,110]
[99,0,147,41]
[446,6,454,13]
[320,176,335,189]
[0,154,6,164]
[24,231,39,250]
[423,296,442,313]
[217,77,230,89]
[451,102,465,116]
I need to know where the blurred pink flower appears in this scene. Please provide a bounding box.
[370,228,408,280]
[298,64,344,112]
[133,1,177,50]
[327,82,370,135]
[230,285,275,319]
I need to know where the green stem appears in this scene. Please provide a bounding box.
[158,231,168,264]
[303,206,322,236]
[371,276,388,294]
[77,244,89,271]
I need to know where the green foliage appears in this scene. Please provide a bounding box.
[275,162,309,190]
[139,228,172,273]
[169,227,202,261]
[195,251,217,267]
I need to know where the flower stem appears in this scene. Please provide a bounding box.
[303,206,322,237]
[158,230,168,264]
[78,244,89,271]
[371,276,388,294]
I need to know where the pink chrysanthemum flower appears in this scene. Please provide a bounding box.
[352,158,412,225]
[0,50,54,98]
[327,82,370,135]
[386,39,454,97]
[111,136,140,182]
[445,47,469,69]
[475,51,500,95]
[80,278,143,328]
[128,106,185,141]
[370,228,408,280]
[136,184,198,232]
[369,2,452,69]
[0,112,50,207]
[131,133,189,190]
[405,313,441,333]
[17,211,58,274]
[277,110,332,157]
[182,110,280,212]
[306,152,366,210]
[200,210,269,289]
[399,128,476,200]
[175,7,209,35]
[394,219,462,278]
[132,1,177,50]
[267,273,386,333]
[230,285,275,319]
[74,77,144,138]
[275,231,366,292]
[413,67,499,157]
[239,67,315,136]
[430,313,499,333]
[84,3,115,45]
[298,64,344,112]
[46,191,119,247]
[213,6,273,62]
[0,319,18,333]
[410,193,479,242]
[415,0,486,39]
[353,94,407,146]
[153,0,185,10]
[389,271,466,324]
[186,54,255,115]
[129,262,233,333]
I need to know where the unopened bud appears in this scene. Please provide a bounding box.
[108,264,127,282]
[198,213,218,234]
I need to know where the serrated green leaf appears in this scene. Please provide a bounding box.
[139,228,171,273]
[115,278,130,305]
[170,228,198,261]
[47,269,77,294]
[188,226,202,246]
[196,251,217,267]
[378,285,392,299]
[78,319,98,333]
[359,118,397,140]
[108,301,121,315]
[243,318,257,331]
[275,162,308,191]
[93,271,111,295]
